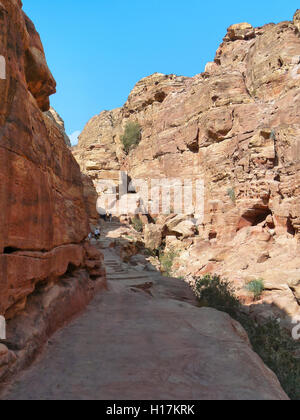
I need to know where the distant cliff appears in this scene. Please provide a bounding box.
[73,11,300,325]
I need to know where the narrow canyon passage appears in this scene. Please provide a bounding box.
[1,224,288,400]
[1,0,299,401]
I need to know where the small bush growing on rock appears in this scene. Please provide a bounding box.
[121,122,142,154]
[195,275,239,318]
[245,319,300,400]
[131,217,143,233]
[159,251,178,277]
[194,274,300,400]
[246,278,265,301]
[227,187,236,204]
[144,248,157,257]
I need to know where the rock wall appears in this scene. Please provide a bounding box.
[0,0,104,319]
[74,12,300,324]
[45,107,72,147]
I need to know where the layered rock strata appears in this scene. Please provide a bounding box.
[0,0,107,315]
[74,12,300,324]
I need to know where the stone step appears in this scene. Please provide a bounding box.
[105,263,122,266]
[106,266,123,270]
[106,266,123,269]
[108,275,151,281]
[105,263,123,266]
[106,270,125,274]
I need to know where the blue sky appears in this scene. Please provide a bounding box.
[23,0,299,145]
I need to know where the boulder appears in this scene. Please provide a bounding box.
[171,220,197,238]
[144,224,163,250]
[225,23,255,41]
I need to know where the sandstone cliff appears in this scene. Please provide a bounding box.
[0,0,105,321]
[74,11,300,324]
[45,107,72,147]
[0,2,293,400]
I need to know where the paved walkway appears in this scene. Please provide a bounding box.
[1,223,288,400]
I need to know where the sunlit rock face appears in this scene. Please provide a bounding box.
[74,11,300,324]
[0,0,98,318]
[293,9,300,31]
[44,107,72,147]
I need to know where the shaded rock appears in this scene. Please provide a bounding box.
[0,270,106,386]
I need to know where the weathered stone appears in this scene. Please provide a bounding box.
[144,224,162,250]
[0,0,105,319]
[171,220,197,238]
[45,107,71,146]
[72,10,300,323]
[0,344,8,358]
[225,23,255,41]
[0,235,289,400]
[293,9,300,31]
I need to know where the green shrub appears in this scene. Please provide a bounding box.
[144,248,157,257]
[244,319,300,400]
[195,274,239,318]
[121,122,142,154]
[159,251,178,277]
[194,274,300,400]
[131,217,143,233]
[227,188,236,204]
[246,278,265,301]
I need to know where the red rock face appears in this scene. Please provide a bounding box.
[0,0,100,318]
[74,15,300,323]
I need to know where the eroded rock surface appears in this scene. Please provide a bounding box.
[73,12,300,324]
[1,227,288,400]
[45,107,71,147]
[0,2,105,321]
[0,0,106,382]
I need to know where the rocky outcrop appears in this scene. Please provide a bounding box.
[0,1,105,320]
[0,265,107,386]
[293,10,300,31]
[0,0,106,383]
[45,107,71,147]
[74,12,300,325]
